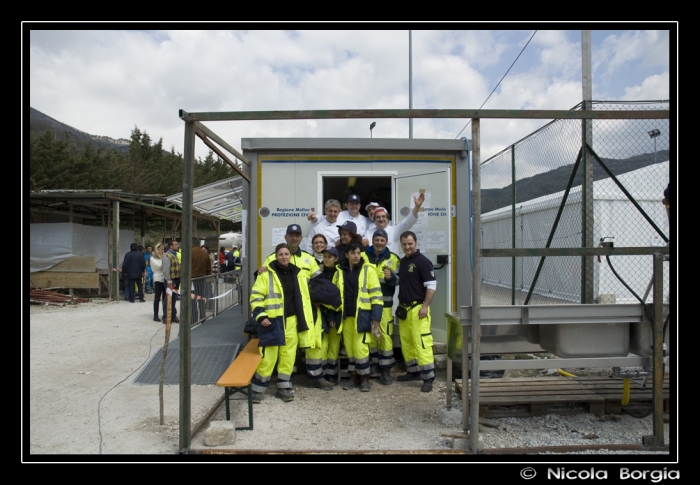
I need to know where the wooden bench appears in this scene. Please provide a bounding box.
[216,338,262,430]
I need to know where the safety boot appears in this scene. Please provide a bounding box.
[275,388,295,402]
[360,375,371,392]
[311,378,334,390]
[251,391,263,404]
[421,380,433,393]
[379,367,393,385]
[343,371,358,390]
[396,372,421,382]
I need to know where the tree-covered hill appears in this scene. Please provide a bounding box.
[28,107,238,195]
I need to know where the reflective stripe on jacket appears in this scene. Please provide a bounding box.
[332,260,383,334]
[250,262,318,349]
[362,248,400,308]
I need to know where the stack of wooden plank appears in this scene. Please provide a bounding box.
[29,289,92,305]
[454,375,671,417]
[29,256,99,290]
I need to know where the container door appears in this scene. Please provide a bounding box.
[393,168,452,343]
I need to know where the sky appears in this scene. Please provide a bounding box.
[26,27,673,165]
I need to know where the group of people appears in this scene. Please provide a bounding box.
[124,237,215,324]
[219,246,241,273]
[249,192,437,404]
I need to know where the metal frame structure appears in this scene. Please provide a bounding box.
[167,176,244,223]
[176,107,670,453]
[29,190,220,301]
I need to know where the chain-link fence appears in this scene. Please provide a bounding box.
[480,101,670,306]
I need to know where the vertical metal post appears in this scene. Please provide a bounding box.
[644,253,666,445]
[179,120,196,453]
[409,30,413,139]
[140,208,146,247]
[456,138,471,432]
[470,118,481,452]
[581,30,595,303]
[110,200,120,301]
[461,322,470,433]
[511,145,516,305]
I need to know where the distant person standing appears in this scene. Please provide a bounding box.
[150,243,166,322]
[662,182,670,226]
[122,243,146,303]
[144,245,153,294]
[162,240,181,324]
[396,231,437,393]
[219,246,227,272]
[233,246,241,271]
[191,237,213,322]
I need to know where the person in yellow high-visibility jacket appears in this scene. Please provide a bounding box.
[332,241,383,392]
[250,243,317,403]
[362,229,401,385]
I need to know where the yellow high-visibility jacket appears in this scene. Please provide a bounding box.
[332,259,383,334]
[250,261,318,349]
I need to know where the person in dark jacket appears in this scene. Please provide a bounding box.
[306,246,342,387]
[122,242,146,303]
[318,247,343,383]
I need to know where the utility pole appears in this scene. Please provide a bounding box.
[409,30,413,139]
[581,30,594,304]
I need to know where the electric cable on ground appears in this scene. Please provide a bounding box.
[97,326,164,454]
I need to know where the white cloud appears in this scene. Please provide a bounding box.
[596,30,670,77]
[27,28,671,166]
[621,72,670,101]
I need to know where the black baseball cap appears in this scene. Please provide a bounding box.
[347,194,361,203]
[337,221,358,235]
[286,224,302,235]
[373,229,389,241]
[322,246,339,257]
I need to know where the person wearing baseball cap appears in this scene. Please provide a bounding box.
[317,245,342,384]
[363,228,401,385]
[322,246,339,258]
[336,220,363,266]
[335,194,371,238]
[258,223,322,283]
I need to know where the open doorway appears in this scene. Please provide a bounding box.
[322,175,393,218]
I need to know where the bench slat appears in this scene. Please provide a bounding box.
[217,338,262,388]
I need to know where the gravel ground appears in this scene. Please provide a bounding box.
[26,294,675,461]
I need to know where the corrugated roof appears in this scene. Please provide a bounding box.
[166,176,243,223]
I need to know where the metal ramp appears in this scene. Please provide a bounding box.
[134,307,247,385]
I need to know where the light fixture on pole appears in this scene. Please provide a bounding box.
[648,129,660,164]
[370,122,376,138]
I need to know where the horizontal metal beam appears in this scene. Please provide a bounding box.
[179,108,669,122]
[482,246,670,257]
[29,206,99,219]
[456,303,669,324]
[477,355,651,370]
